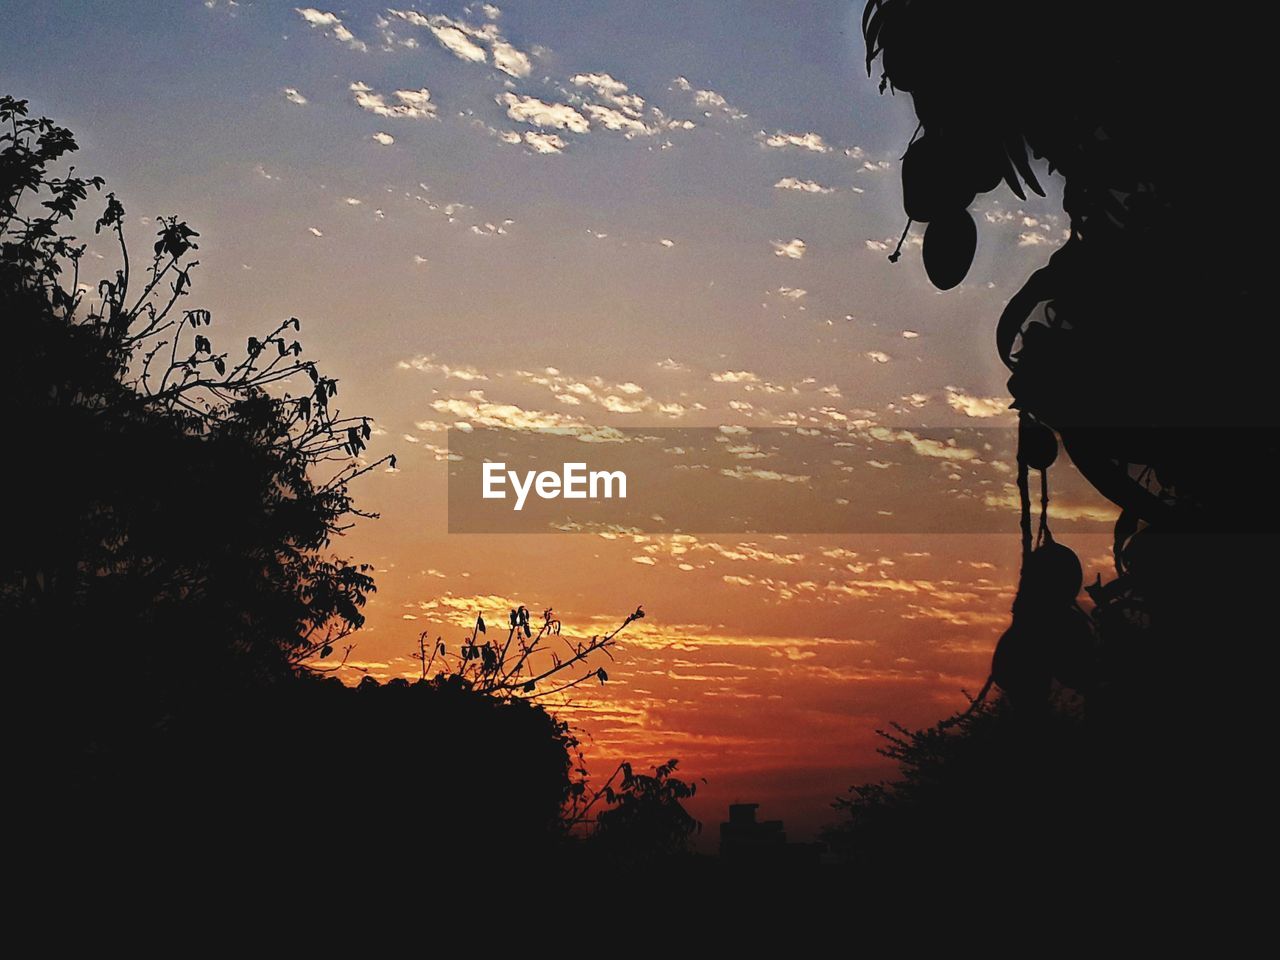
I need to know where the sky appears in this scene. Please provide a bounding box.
[1,0,1115,844]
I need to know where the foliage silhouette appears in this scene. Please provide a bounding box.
[412,604,643,698]
[843,0,1275,881]
[2,93,392,765]
[572,759,701,865]
[2,95,693,868]
[863,0,1277,694]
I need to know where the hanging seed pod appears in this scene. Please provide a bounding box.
[1019,540,1084,605]
[1017,416,1058,470]
[991,620,1051,704]
[923,209,976,290]
[902,135,977,222]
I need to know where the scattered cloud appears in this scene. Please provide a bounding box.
[523,131,566,154]
[372,131,395,145]
[868,427,979,461]
[720,466,810,484]
[397,10,486,63]
[501,93,590,133]
[945,386,1011,419]
[984,490,1117,523]
[671,76,747,120]
[491,40,532,78]
[351,81,436,120]
[389,9,533,78]
[582,103,654,137]
[772,238,806,260]
[283,87,308,105]
[774,177,833,194]
[431,392,623,440]
[295,7,367,51]
[572,72,646,115]
[398,355,490,381]
[759,130,830,153]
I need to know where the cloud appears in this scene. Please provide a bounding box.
[389,9,532,77]
[500,93,589,133]
[406,11,487,63]
[283,87,308,105]
[945,386,1011,419]
[372,131,395,145]
[295,7,367,51]
[431,392,623,441]
[775,286,807,299]
[671,76,747,120]
[711,370,759,384]
[491,41,532,78]
[524,131,566,154]
[720,466,810,484]
[398,355,489,381]
[572,72,646,115]
[582,103,654,137]
[759,130,830,153]
[868,427,979,462]
[482,3,502,18]
[516,368,663,414]
[308,227,323,237]
[659,238,675,248]
[983,491,1117,523]
[350,81,437,119]
[865,350,890,364]
[772,238,806,260]
[774,177,833,194]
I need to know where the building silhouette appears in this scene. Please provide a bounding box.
[719,803,823,865]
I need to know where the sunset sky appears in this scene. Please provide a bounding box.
[2,0,1116,842]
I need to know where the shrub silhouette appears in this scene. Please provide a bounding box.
[2,94,392,770]
[3,96,697,867]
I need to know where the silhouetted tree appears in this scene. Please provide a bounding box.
[574,760,701,865]
[860,5,1277,692]
[3,97,699,870]
[2,95,393,771]
[848,2,1274,881]
[412,604,643,698]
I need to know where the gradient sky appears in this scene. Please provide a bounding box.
[2,0,1116,843]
